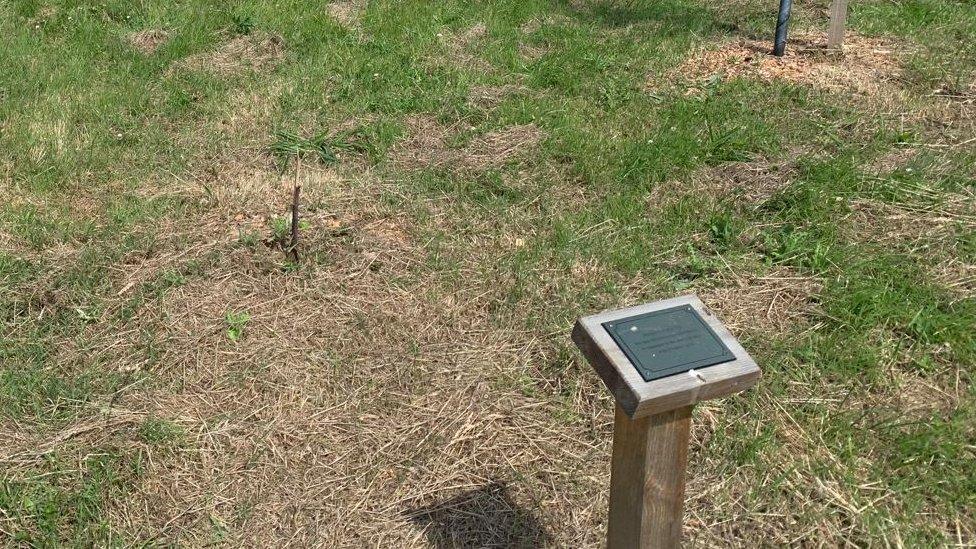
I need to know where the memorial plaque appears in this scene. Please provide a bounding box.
[573,296,762,548]
[603,305,735,382]
[572,294,760,418]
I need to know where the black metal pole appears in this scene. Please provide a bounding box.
[772,0,792,56]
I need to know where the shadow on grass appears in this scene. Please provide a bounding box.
[563,0,736,34]
[406,481,552,548]
[554,0,771,40]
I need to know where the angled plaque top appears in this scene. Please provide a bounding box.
[572,295,760,418]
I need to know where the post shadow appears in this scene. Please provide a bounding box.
[405,481,552,548]
[550,0,736,37]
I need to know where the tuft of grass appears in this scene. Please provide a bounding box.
[269,130,340,167]
[0,451,134,546]
[225,310,250,342]
[230,12,256,36]
[269,126,379,169]
[138,417,184,445]
[269,215,309,244]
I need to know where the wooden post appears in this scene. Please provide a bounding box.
[827,0,849,50]
[573,295,761,549]
[608,404,693,548]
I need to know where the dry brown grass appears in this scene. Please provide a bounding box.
[388,115,460,170]
[159,84,286,190]
[844,187,976,297]
[433,23,494,74]
[647,152,801,213]
[128,29,170,54]
[843,325,969,424]
[863,146,918,175]
[20,98,82,164]
[390,115,545,173]
[700,265,824,335]
[520,14,577,35]
[932,258,976,298]
[887,367,961,419]
[25,5,57,29]
[449,22,487,51]
[703,154,799,204]
[1,413,145,468]
[917,98,976,151]
[3,149,969,544]
[326,0,365,29]
[5,6,973,544]
[0,135,666,545]
[0,188,104,329]
[518,42,550,62]
[181,31,285,74]
[671,32,906,98]
[848,194,973,248]
[463,124,545,171]
[467,84,528,110]
[2,164,613,546]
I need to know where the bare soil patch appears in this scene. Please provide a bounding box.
[182,31,285,74]
[672,32,905,97]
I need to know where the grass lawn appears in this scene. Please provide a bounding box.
[1,0,974,546]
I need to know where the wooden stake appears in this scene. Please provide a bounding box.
[827,0,849,50]
[608,404,693,549]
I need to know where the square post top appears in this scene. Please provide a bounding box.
[572,294,760,419]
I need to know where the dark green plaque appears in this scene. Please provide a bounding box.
[603,305,735,382]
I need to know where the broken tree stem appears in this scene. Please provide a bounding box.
[288,160,301,263]
[290,184,301,262]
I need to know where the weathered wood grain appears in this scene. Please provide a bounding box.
[573,294,760,419]
[827,0,849,50]
[607,404,692,548]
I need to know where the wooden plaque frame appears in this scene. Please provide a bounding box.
[573,294,760,419]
